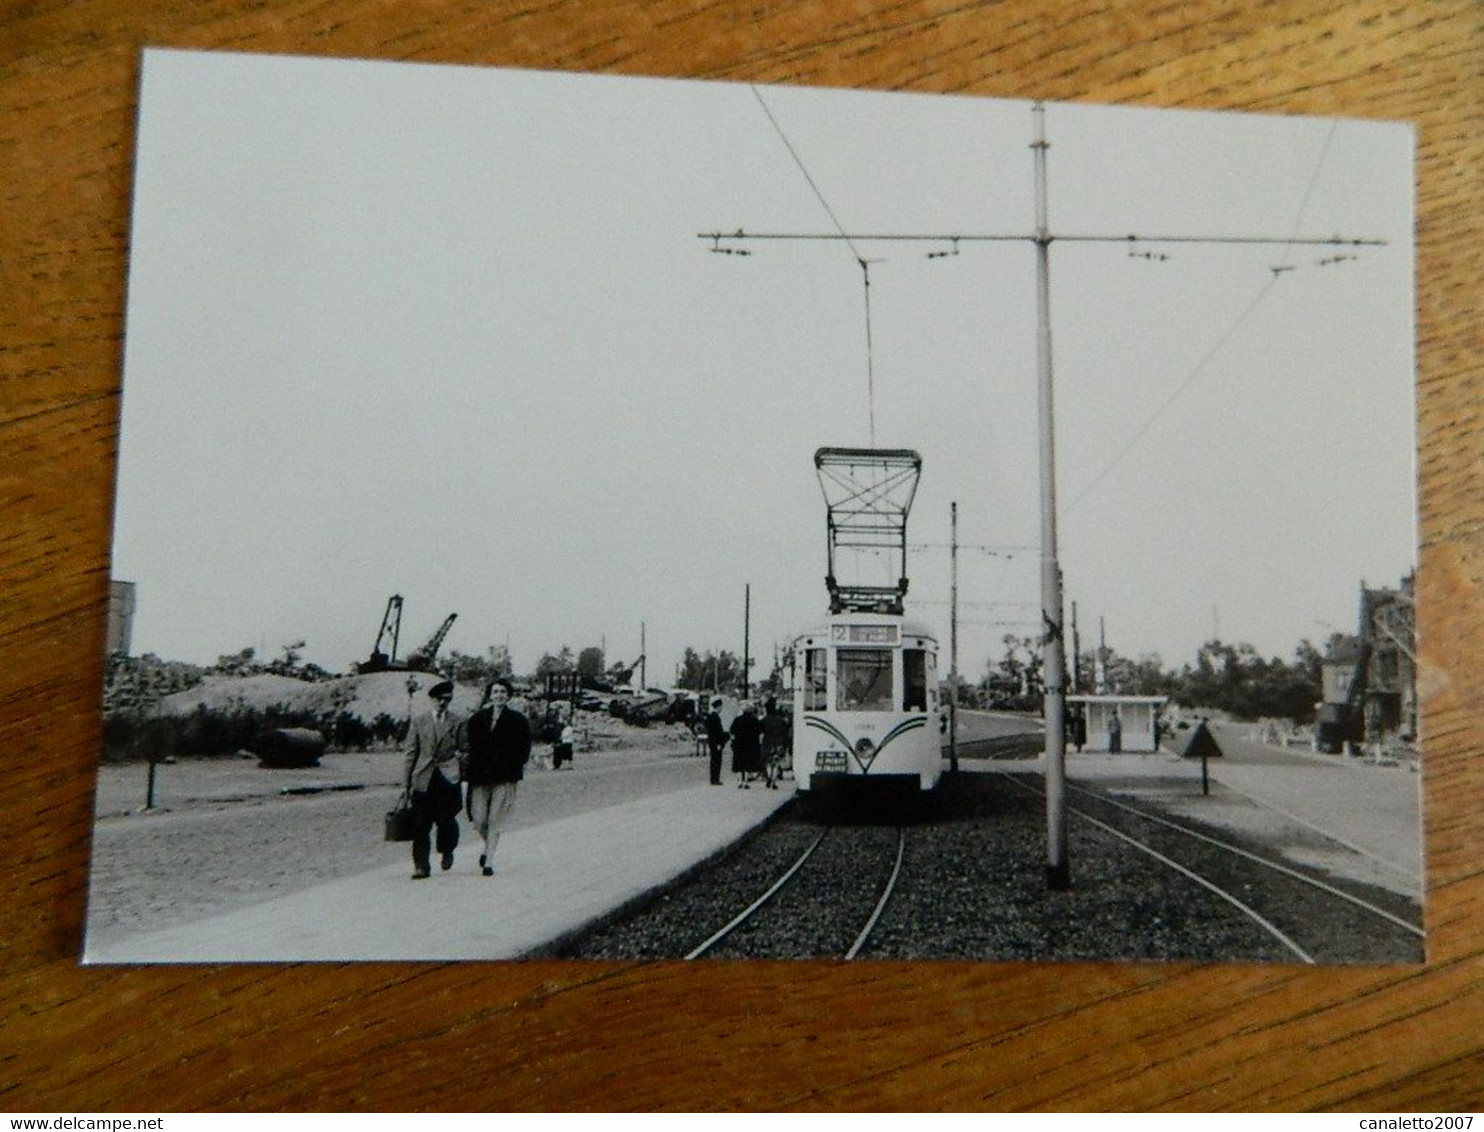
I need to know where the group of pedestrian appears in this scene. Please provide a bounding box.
[399,677,531,881]
[703,696,792,790]
[405,679,793,879]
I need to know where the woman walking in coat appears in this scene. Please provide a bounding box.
[462,678,532,876]
[729,701,764,788]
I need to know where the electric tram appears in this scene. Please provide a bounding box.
[791,447,945,795]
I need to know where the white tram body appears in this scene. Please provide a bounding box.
[791,611,944,794]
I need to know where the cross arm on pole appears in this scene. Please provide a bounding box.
[698,230,1384,247]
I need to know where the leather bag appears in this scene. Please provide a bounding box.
[384,792,415,842]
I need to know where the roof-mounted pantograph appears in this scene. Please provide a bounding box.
[814,446,922,615]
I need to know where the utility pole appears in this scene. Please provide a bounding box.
[949,500,960,773]
[700,100,1382,891]
[640,621,646,689]
[1071,601,1081,694]
[1031,103,1070,889]
[1098,616,1108,694]
[742,583,751,699]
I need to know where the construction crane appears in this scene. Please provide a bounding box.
[406,614,458,671]
[605,655,645,687]
[1315,640,1371,754]
[357,597,456,674]
[358,595,405,673]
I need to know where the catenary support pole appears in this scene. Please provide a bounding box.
[949,501,960,773]
[1071,601,1081,694]
[1032,102,1070,891]
[743,583,751,700]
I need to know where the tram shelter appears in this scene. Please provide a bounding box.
[1066,694,1167,753]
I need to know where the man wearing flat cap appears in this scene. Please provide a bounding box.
[401,679,464,879]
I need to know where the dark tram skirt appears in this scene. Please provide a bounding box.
[804,772,923,799]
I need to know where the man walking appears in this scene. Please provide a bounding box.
[704,697,727,786]
[462,678,531,876]
[402,679,464,880]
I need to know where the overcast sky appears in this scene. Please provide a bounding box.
[112,49,1416,683]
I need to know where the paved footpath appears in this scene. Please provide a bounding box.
[1046,727,1424,897]
[1203,723,1424,891]
[84,784,790,964]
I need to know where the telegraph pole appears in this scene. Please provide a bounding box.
[742,583,751,699]
[700,101,1382,890]
[1070,602,1082,694]
[1098,616,1108,694]
[949,500,960,773]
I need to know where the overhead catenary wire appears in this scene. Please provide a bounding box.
[1275,120,1341,274]
[911,541,1038,557]
[750,85,880,446]
[1065,120,1348,515]
[908,599,1039,609]
[1064,275,1279,515]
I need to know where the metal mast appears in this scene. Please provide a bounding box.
[1032,103,1070,889]
[949,500,960,774]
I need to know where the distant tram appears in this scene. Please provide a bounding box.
[791,446,944,796]
[791,612,944,794]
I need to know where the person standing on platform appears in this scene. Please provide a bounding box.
[730,700,763,789]
[462,678,531,876]
[1108,710,1123,754]
[553,714,575,769]
[761,697,790,790]
[402,679,464,880]
[704,697,728,786]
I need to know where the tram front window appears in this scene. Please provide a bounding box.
[803,648,827,711]
[902,649,927,711]
[836,649,892,711]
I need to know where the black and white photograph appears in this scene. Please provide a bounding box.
[86,47,1421,965]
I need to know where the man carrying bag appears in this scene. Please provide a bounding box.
[401,680,464,879]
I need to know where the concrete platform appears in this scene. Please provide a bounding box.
[83,783,791,964]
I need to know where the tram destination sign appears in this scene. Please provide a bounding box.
[833,624,900,645]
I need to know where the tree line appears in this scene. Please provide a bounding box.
[971,632,1355,723]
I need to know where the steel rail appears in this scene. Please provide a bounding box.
[684,830,828,960]
[998,772,1315,964]
[844,828,906,961]
[1064,782,1424,938]
[1071,803,1316,964]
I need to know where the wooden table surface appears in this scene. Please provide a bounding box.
[3,0,1480,1112]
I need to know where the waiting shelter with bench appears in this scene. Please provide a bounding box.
[1066,694,1168,753]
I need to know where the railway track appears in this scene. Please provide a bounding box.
[998,771,1424,964]
[560,768,1422,963]
[688,824,907,959]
